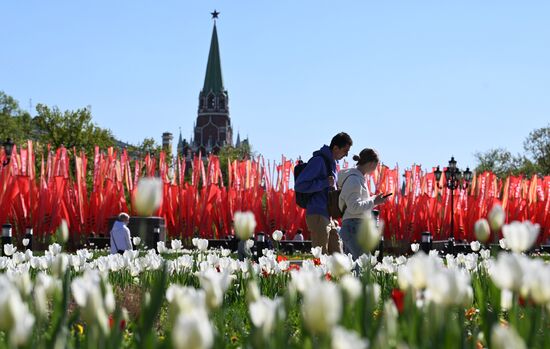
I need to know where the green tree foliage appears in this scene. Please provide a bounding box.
[33,104,115,152]
[0,91,34,144]
[475,124,550,177]
[523,125,550,174]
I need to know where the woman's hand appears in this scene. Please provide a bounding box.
[373,193,389,206]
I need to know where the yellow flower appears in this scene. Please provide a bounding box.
[75,324,84,335]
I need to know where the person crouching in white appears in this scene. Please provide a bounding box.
[110,212,133,254]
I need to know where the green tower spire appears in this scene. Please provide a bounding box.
[202,23,224,93]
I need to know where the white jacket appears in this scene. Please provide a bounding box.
[337,168,375,220]
[110,221,133,254]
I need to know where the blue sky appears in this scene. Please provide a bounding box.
[2,1,549,172]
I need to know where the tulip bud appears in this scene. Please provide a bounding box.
[56,220,69,243]
[134,177,163,216]
[358,213,382,253]
[246,280,261,304]
[233,211,256,240]
[474,218,491,243]
[272,230,283,242]
[488,205,505,232]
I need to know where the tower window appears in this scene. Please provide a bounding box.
[207,94,215,109]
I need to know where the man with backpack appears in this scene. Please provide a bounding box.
[294,132,353,255]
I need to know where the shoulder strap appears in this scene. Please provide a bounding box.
[340,172,362,190]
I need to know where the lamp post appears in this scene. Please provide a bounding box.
[434,157,472,247]
[2,138,14,167]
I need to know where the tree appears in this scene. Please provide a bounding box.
[126,137,163,159]
[0,91,34,145]
[523,124,550,174]
[474,148,524,177]
[475,124,550,177]
[33,104,115,153]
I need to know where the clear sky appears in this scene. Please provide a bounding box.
[2,1,549,172]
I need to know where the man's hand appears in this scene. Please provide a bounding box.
[328,176,335,188]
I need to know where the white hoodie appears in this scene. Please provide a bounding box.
[337,168,375,220]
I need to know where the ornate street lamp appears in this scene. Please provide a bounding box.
[434,157,472,246]
[2,138,14,167]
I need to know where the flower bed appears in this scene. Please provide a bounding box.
[0,234,549,349]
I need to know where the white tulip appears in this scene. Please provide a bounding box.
[165,285,208,325]
[134,177,163,216]
[527,265,550,305]
[249,296,284,338]
[71,271,114,334]
[34,273,62,317]
[491,324,526,349]
[57,219,69,243]
[410,243,420,253]
[302,281,342,334]
[233,211,257,240]
[172,312,213,349]
[133,237,141,246]
[332,326,368,349]
[488,204,505,232]
[470,241,481,252]
[22,239,30,247]
[426,268,472,306]
[502,221,540,253]
[198,269,231,311]
[358,213,382,253]
[157,241,168,254]
[328,253,353,278]
[272,230,283,242]
[51,254,69,276]
[474,218,491,243]
[246,280,261,304]
[398,252,437,291]
[480,249,491,260]
[48,243,62,256]
[171,239,182,250]
[0,276,35,346]
[489,252,523,292]
[3,244,16,256]
[12,252,26,265]
[365,283,382,305]
[196,239,209,252]
[499,238,508,250]
[339,275,362,302]
[311,246,323,258]
[289,269,324,295]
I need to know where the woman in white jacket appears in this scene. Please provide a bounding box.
[337,148,388,259]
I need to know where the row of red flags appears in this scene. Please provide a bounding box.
[0,142,549,243]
